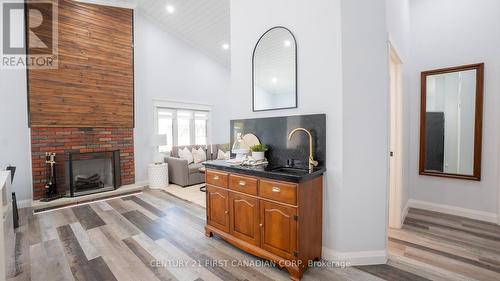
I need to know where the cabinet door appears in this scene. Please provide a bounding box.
[229,192,259,245]
[207,186,229,232]
[260,201,297,259]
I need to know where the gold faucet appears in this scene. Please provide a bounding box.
[288,128,318,172]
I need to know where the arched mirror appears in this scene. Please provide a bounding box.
[252,27,297,112]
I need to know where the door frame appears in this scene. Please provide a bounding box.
[388,42,404,229]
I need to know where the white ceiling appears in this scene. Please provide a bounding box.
[135,0,230,66]
[76,0,231,66]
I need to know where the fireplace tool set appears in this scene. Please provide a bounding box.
[41,152,62,202]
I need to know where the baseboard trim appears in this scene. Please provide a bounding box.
[408,199,498,223]
[322,247,387,266]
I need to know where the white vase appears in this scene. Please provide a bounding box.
[252,151,265,161]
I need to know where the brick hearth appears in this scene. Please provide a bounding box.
[30,128,134,200]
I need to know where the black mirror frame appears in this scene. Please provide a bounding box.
[252,26,298,112]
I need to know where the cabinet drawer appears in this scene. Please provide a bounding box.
[229,174,258,195]
[259,180,297,205]
[206,170,229,188]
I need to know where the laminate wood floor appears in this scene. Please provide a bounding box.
[357,208,500,281]
[6,190,500,281]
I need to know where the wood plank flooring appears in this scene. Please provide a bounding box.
[6,190,500,281]
[357,208,500,281]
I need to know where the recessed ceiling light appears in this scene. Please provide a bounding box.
[283,40,291,47]
[222,43,229,50]
[165,4,175,14]
[272,77,278,84]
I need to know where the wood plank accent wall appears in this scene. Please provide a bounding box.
[27,0,134,128]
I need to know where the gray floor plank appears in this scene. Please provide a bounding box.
[30,239,74,281]
[355,264,430,281]
[122,209,169,240]
[71,205,106,230]
[87,226,161,281]
[123,195,167,217]
[123,237,179,281]
[57,224,116,281]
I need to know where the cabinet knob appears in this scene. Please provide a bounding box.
[238,181,246,186]
[271,186,281,193]
[224,210,228,214]
[259,223,263,227]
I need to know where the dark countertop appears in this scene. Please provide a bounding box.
[203,160,326,183]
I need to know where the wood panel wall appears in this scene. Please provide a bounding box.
[27,0,134,128]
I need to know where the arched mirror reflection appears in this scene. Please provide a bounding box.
[252,27,297,111]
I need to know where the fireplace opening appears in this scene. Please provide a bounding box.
[67,151,121,197]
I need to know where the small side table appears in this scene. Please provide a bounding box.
[148,163,168,189]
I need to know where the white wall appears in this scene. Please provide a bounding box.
[386,0,411,219]
[0,68,32,203]
[386,0,410,60]
[340,0,389,255]
[231,0,389,261]
[134,12,231,183]
[408,0,500,214]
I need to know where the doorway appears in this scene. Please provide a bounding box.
[388,44,403,229]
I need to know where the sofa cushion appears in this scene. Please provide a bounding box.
[217,149,230,160]
[192,147,206,163]
[179,147,193,164]
[171,145,208,159]
[188,163,203,174]
[210,144,230,160]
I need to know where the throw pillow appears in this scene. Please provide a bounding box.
[192,147,206,163]
[217,149,230,160]
[179,147,193,164]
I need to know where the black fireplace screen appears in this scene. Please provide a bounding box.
[68,151,121,197]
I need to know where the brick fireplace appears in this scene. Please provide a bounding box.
[30,128,134,200]
[25,1,135,200]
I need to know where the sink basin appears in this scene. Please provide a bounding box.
[270,167,310,175]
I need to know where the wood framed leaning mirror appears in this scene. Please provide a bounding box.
[419,63,484,180]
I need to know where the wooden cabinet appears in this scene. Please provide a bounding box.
[205,170,323,281]
[260,200,297,259]
[229,192,260,245]
[206,186,229,232]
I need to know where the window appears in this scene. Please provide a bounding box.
[157,109,173,152]
[195,112,208,145]
[156,106,210,152]
[177,111,191,146]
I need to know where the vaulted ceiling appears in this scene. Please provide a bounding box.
[79,0,230,66]
[136,0,230,66]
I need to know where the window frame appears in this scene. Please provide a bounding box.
[153,99,212,152]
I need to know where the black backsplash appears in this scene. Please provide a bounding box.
[230,114,326,168]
